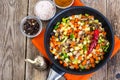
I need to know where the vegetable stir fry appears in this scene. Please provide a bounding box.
[50,14,110,70]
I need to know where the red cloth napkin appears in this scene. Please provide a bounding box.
[32,0,120,80]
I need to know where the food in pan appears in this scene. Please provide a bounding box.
[49,14,110,70]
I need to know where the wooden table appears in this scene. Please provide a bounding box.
[0,0,120,80]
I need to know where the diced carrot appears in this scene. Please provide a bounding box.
[70,20,75,24]
[74,23,78,27]
[96,44,100,50]
[90,58,94,64]
[70,56,74,60]
[75,18,79,22]
[53,44,56,48]
[90,31,94,35]
[79,39,83,43]
[50,49,53,53]
[69,62,72,66]
[63,62,68,67]
[55,46,59,50]
[59,24,63,28]
[54,53,57,56]
[70,41,76,47]
[59,60,63,64]
[82,60,87,66]
[53,41,56,46]
[57,42,61,45]
[82,25,87,29]
[75,29,80,33]
[74,64,79,69]
[78,56,82,60]
[103,31,106,36]
[101,55,104,60]
[86,31,90,34]
[86,66,90,70]
[71,15,75,18]
[68,29,73,33]
[101,42,105,46]
[52,36,55,39]
[86,44,89,48]
[96,51,100,54]
[91,63,95,68]
[57,28,60,32]
[92,54,96,59]
[101,52,105,55]
[74,33,78,38]
[95,57,99,61]
[57,56,60,59]
[89,16,94,19]
[81,15,86,18]
[85,21,89,24]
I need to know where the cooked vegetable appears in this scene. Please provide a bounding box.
[50,14,110,70]
[70,33,75,39]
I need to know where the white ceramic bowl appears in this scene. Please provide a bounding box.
[20,16,42,38]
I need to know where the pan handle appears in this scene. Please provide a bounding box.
[47,65,65,80]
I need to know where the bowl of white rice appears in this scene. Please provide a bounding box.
[34,0,56,21]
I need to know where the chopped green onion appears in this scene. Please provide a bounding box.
[73,59,78,64]
[70,33,74,39]
[61,53,68,59]
[62,18,69,23]
[54,22,60,29]
[56,22,60,25]
[83,45,87,51]
[79,64,85,69]
[94,20,99,23]
[61,36,68,43]
[101,44,110,52]
[85,13,89,16]
[54,25,58,29]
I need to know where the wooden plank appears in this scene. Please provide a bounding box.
[106,0,120,80]
[25,0,50,80]
[82,0,107,80]
[0,0,28,80]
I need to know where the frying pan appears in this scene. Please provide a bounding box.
[44,6,114,80]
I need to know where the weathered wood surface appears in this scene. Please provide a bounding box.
[0,0,28,80]
[0,0,120,80]
[107,0,120,80]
